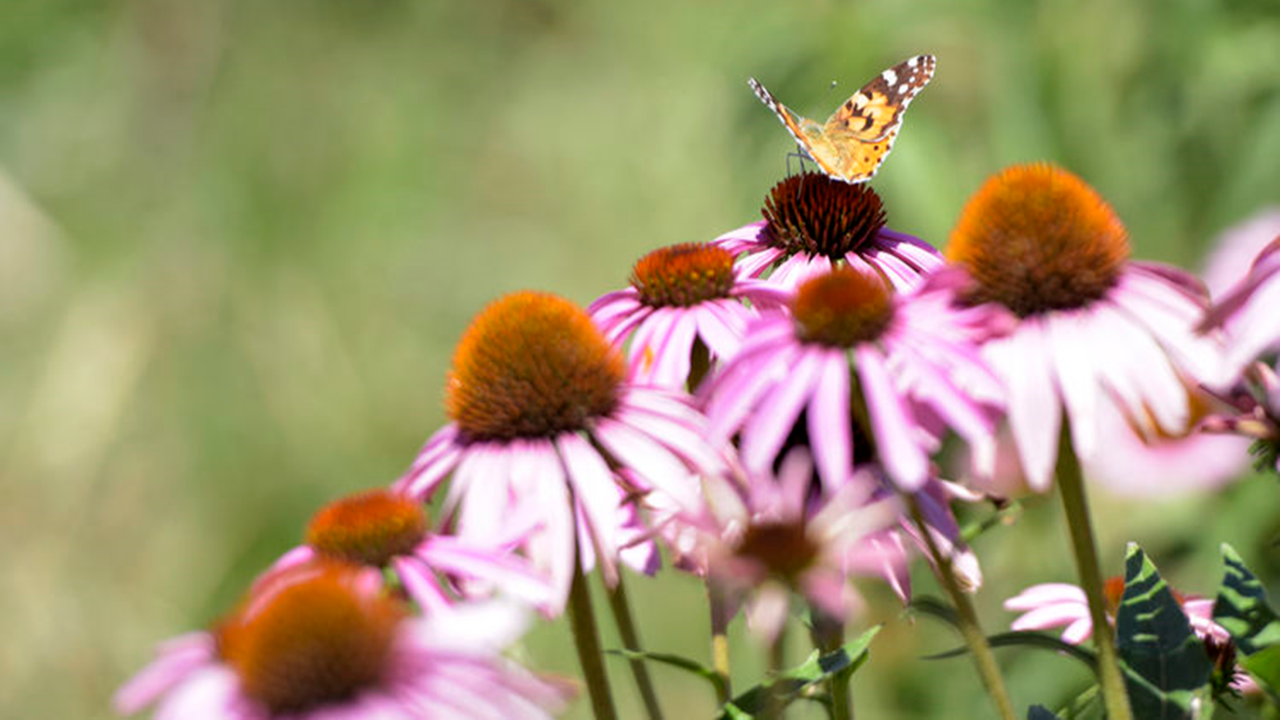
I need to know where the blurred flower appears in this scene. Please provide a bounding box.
[700,265,1006,493]
[395,291,724,612]
[662,449,901,642]
[712,173,944,290]
[256,488,555,615]
[588,242,789,389]
[1005,578,1257,696]
[1201,206,1280,298]
[947,163,1226,492]
[115,560,571,719]
[1202,237,1280,378]
[1200,361,1280,473]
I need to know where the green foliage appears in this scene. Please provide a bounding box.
[1213,544,1280,702]
[1115,543,1213,720]
[718,626,881,719]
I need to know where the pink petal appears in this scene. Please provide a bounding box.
[1004,583,1088,609]
[1010,603,1090,633]
[418,538,554,610]
[394,556,454,614]
[593,420,702,512]
[557,434,621,586]
[1046,312,1101,461]
[855,345,928,491]
[114,634,216,715]
[808,349,854,492]
[985,322,1061,492]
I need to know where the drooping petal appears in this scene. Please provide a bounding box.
[984,322,1061,492]
[855,345,929,491]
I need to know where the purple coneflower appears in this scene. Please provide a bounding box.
[395,291,724,610]
[256,488,555,615]
[700,265,1006,493]
[589,242,790,389]
[1202,237,1280,378]
[712,173,944,290]
[663,449,901,642]
[115,560,571,719]
[946,163,1226,491]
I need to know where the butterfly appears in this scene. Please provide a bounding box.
[749,55,936,184]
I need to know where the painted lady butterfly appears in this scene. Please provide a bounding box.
[749,55,936,184]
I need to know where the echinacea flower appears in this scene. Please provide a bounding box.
[700,265,1006,493]
[589,242,790,389]
[662,449,901,641]
[712,172,944,290]
[115,560,571,719]
[395,291,725,611]
[1005,579,1257,695]
[947,163,1227,492]
[1202,237,1280,378]
[257,488,555,615]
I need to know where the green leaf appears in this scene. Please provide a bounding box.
[1212,543,1280,701]
[1026,704,1062,720]
[718,625,881,719]
[922,630,1097,671]
[1115,543,1213,719]
[605,648,727,699]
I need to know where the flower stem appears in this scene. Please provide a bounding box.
[708,580,732,703]
[1055,424,1133,720]
[568,542,618,720]
[605,573,665,720]
[809,607,852,720]
[907,495,1016,720]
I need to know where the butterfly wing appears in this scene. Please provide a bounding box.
[824,55,935,143]
[749,77,845,176]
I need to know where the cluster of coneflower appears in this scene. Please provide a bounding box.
[116,163,1280,719]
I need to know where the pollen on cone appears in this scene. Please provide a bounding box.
[792,267,894,347]
[446,291,625,441]
[630,243,735,307]
[306,489,427,567]
[218,561,404,714]
[947,162,1130,317]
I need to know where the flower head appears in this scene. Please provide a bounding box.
[260,488,555,615]
[115,560,571,719]
[701,266,1005,492]
[947,163,1226,491]
[397,291,724,612]
[662,450,901,641]
[589,242,790,389]
[713,173,944,290]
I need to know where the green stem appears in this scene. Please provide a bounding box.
[907,495,1017,720]
[1055,424,1133,720]
[605,573,665,720]
[708,580,732,703]
[568,540,618,720]
[809,607,851,720]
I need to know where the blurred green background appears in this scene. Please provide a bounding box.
[3,0,1280,717]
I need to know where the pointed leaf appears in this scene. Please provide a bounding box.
[1027,705,1061,720]
[1212,543,1280,701]
[718,625,881,719]
[1115,543,1212,719]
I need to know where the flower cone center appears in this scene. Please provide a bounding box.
[761,173,887,260]
[447,291,625,441]
[219,562,404,714]
[737,520,819,580]
[947,163,1129,317]
[792,268,894,347]
[630,243,735,307]
[306,489,427,567]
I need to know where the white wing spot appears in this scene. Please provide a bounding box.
[852,93,869,109]
[908,56,918,68]
[882,69,897,86]
[899,84,908,94]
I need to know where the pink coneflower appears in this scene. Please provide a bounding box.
[1202,238,1280,378]
[115,560,571,719]
[256,488,555,615]
[588,242,790,389]
[700,265,1006,493]
[946,163,1227,491]
[395,291,724,611]
[712,173,945,290]
[663,449,901,641]
[1005,579,1257,695]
